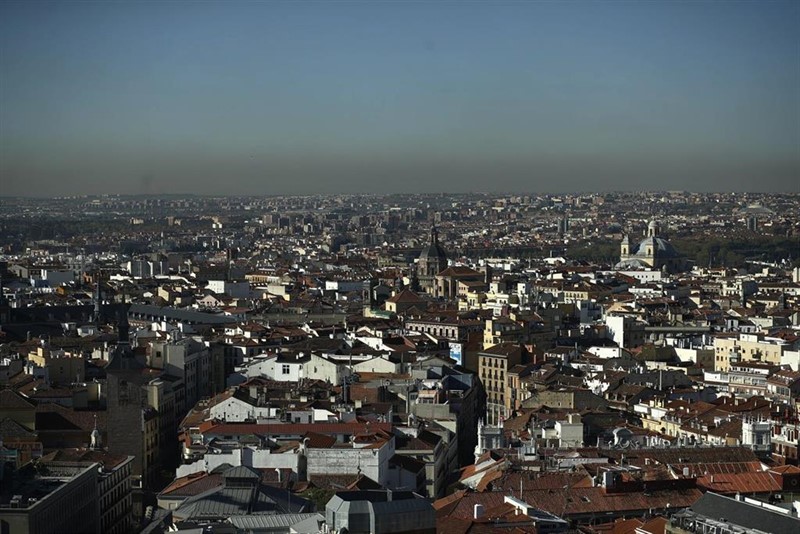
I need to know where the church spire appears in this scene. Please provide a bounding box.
[474,418,485,464]
[90,414,101,449]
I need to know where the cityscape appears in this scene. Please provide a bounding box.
[1,2,799,534]
[0,191,798,534]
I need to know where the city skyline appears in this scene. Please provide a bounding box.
[1,1,798,196]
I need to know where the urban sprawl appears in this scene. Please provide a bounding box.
[0,191,799,534]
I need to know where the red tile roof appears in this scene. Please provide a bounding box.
[385,289,425,304]
[437,486,702,519]
[159,472,223,497]
[201,421,392,437]
[696,471,781,494]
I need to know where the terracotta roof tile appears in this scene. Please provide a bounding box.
[159,472,224,497]
[696,471,781,494]
[438,486,702,520]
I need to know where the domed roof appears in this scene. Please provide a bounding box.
[419,226,447,264]
[634,236,679,258]
[420,241,447,263]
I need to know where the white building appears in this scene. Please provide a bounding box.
[306,435,394,487]
[209,394,278,423]
[174,445,301,481]
[741,417,772,456]
[302,353,350,385]
[554,414,584,448]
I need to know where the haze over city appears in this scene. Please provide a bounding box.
[1,1,798,196]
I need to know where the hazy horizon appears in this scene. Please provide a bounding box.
[1,1,798,196]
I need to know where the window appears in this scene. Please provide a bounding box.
[282,364,290,375]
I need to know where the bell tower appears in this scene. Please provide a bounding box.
[620,235,630,259]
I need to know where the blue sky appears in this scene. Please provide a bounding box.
[1,1,798,196]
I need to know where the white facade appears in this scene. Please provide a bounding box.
[265,358,304,382]
[741,418,771,454]
[352,355,399,374]
[240,355,278,379]
[209,396,277,422]
[554,415,584,448]
[303,353,348,385]
[306,439,394,486]
[175,446,301,479]
[782,350,800,371]
[313,408,338,422]
[615,270,663,283]
[605,315,645,349]
[240,354,308,382]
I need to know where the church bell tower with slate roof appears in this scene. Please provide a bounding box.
[416,225,448,295]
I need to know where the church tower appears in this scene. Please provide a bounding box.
[620,235,630,260]
[416,225,448,295]
[105,302,154,488]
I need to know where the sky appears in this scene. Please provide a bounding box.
[1,1,798,197]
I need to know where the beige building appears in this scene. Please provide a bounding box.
[713,332,790,372]
[458,288,487,311]
[478,343,525,425]
[384,288,425,315]
[507,364,534,414]
[521,386,608,412]
[27,345,85,385]
[433,266,484,300]
[483,317,523,349]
